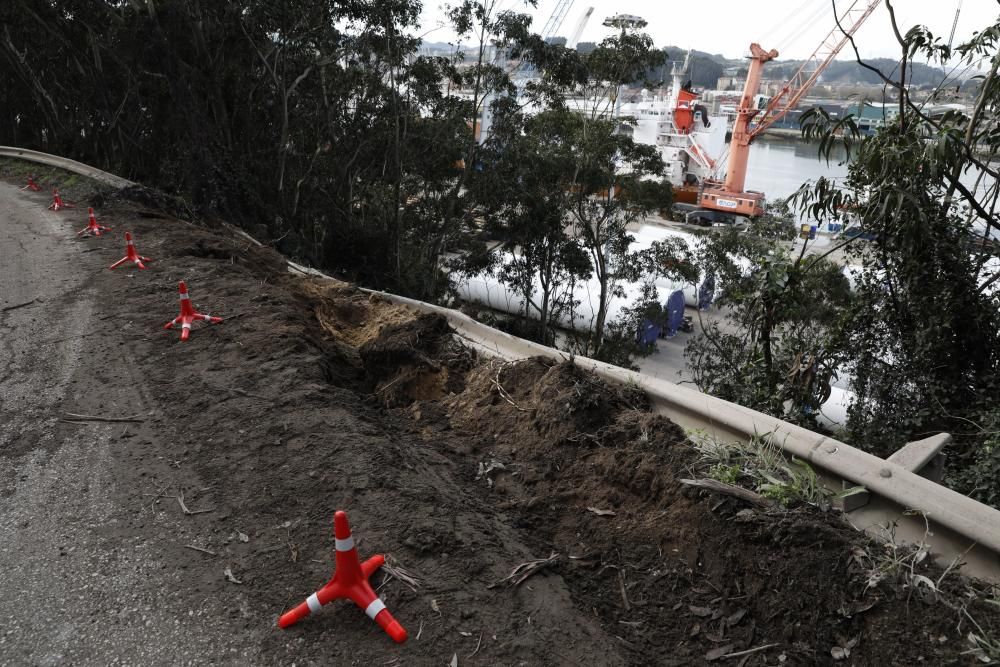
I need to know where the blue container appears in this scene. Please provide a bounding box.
[698,274,715,310]
[663,290,686,337]
[637,319,661,347]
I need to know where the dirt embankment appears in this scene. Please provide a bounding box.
[2,165,999,666]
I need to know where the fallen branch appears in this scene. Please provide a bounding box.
[680,478,773,508]
[2,299,37,312]
[184,544,217,557]
[381,556,421,592]
[375,372,409,395]
[618,570,631,611]
[488,552,560,589]
[177,491,214,515]
[719,643,778,660]
[468,631,484,658]
[491,362,528,412]
[63,412,144,423]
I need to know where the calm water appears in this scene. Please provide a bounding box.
[743,137,850,205]
[744,137,996,219]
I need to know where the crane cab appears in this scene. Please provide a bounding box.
[698,181,765,218]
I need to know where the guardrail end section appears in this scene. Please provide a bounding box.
[886,433,951,483]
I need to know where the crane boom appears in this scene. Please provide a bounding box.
[540,0,575,40]
[749,0,881,140]
[947,0,964,51]
[698,0,881,218]
[567,6,594,49]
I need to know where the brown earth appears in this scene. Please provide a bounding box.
[1,165,999,666]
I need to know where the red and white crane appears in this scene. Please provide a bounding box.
[698,0,882,218]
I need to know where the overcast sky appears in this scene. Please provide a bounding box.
[417,0,999,63]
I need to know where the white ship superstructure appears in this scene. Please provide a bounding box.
[618,52,728,197]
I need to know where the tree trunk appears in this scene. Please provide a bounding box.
[593,250,609,353]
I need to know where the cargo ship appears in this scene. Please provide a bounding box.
[617,51,728,204]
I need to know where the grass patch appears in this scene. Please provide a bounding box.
[687,430,1000,660]
[0,156,104,205]
[688,430,865,509]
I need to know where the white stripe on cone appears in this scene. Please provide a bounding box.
[364,598,386,620]
[306,593,322,613]
[335,536,355,552]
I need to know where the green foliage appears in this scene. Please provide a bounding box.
[463,22,683,365]
[0,0,524,302]
[799,107,861,165]
[746,199,798,242]
[685,234,852,426]
[948,407,1000,509]
[693,433,857,509]
[793,87,1000,458]
[789,13,1000,505]
[620,177,673,215]
[684,10,1000,509]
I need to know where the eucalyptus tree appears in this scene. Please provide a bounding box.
[464,19,690,359]
[794,5,1000,472]
[680,6,1000,478]
[469,100,592,344]
[683,205,852,425]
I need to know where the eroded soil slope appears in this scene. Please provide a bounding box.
[1,167,998,666]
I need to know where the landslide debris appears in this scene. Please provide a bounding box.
[6,169,999,666]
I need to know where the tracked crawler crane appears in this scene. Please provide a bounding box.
[698,0,881,218]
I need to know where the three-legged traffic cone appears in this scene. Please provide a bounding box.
[78,208,111,236]
[278,511,408,644]
[110,232,152,270]
[48,188,75,211]
[164,281,223,341]
[20,176,41,192]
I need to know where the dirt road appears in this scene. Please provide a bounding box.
[0,182,261,664]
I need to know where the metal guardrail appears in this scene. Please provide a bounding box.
[8,146,999,582]
[365,290,1000,582]
[0,146,135,189]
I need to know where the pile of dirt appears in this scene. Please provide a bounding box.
[354,312,1000,665]
[4,168,998,665]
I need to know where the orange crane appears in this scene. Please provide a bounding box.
[698,0,882,218]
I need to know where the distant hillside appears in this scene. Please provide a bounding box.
[657,48,956,88]
[418,38,954,89]
[818,59,948,86]
[637,47,723,89]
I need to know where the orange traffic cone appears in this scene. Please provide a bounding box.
[110,232,152,270]
[20,176,41,192]
[48,188,75,211]
[78,208,111,236]
[278,511,408,644]
[164,281,222,341]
